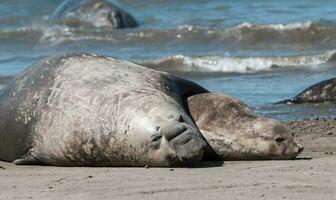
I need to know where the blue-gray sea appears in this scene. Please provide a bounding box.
[1,0,336,120]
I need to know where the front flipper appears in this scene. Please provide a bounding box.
[13,155,45,165]
[148,120,206,166]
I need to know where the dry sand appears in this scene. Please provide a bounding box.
[1,119,336,200]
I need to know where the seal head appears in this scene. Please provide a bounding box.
[188,93,304,160]
[49,0,138,29]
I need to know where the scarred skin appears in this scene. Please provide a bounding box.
[49,0,138,29]
[276,78,336,104]
[0,53,206,167]
[0,53,303,167]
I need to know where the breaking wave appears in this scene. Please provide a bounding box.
[140,50,336,73]
[2,21,336,74]
[1,21,336,46]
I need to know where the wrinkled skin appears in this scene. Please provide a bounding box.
[188,93,304,160]
[49,0,138,29]
[0,53,206,167]
[276,78,336,104]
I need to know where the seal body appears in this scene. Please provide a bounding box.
[0,53,207,167]
[49,0,138,29]
[188,93,304,160]
[276,78,336,104]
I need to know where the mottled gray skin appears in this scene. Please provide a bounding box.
[188,93,304,160]
[277,78,336,104]
[0,53,207,167]
[49,0,138,29]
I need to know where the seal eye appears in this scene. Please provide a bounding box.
[275,137,285,144]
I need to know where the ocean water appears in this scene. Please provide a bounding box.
[1,0,336,120]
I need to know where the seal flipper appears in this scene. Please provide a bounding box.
[149,120,206,166]
[13,155,45,165]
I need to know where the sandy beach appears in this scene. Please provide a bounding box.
[2,0,336,199]
[1,119,335,200]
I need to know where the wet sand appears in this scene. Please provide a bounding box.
[1,119,336,200]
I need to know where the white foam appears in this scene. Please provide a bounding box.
[233,21,314,31]
[142,50,336,73]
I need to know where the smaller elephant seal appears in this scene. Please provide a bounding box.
[188,93,304,160]
[276,78,336,104]
[0,53,303,167]
[49,0,138,29]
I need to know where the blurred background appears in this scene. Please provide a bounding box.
[1,0,336,120]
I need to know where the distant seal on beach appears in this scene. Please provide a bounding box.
[0,53,303,167]
[276,78,336,104]
[49,0,137,29]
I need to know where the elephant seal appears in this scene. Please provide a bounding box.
[0,53,207,167]
[0,53,303,167]
[49,0,138,29]
[188,93,304,160]
[276,78,336,104]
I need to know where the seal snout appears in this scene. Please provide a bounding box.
[292,136,304,155]
[284,139,304,160]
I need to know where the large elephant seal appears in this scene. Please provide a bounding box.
[49,0,138,29]
[0,53,303,167]
[188,93,304,160]
[0,53,207,167]
[277,78,336,104]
